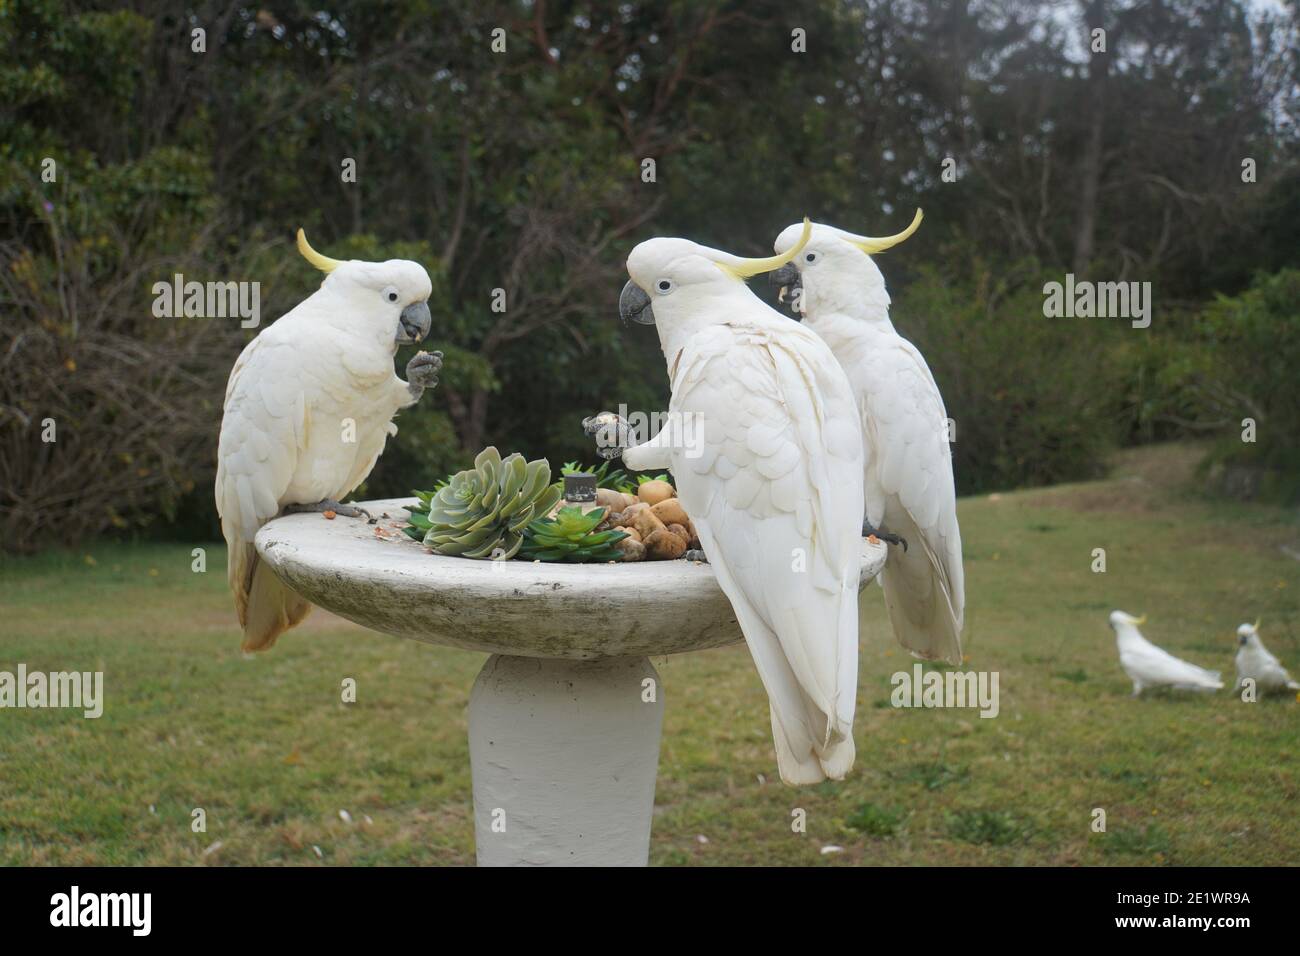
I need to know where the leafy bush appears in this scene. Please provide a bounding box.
[0,161,244,552]
[1194,270,1300,500]
[3,0,1295,553]
[1117,269,1300,501]
[897,264,1130,494]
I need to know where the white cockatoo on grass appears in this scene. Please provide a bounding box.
[768,211,963,665]
[586,221,866,785]
[1234,620,1299,695]
[216,231,442,652]
[1108,611,1223,696]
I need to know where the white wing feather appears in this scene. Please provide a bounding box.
[670,321,863,784]
[840,330,964,663]
[1236,640,1300,691]
[1119,628,1222,690]
[215,332,313,649]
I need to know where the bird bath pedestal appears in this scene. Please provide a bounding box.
[256,497,888,866]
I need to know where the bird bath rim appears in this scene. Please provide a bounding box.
[255,497,888,661]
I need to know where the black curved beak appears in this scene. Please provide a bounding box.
[768,263,802,317]
[768,263,799,287]
[619,280,655,326]
[397,301,432,344]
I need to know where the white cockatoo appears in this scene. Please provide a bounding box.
[216,231,441,652]
[1108,611,1223,696]
[1234,620,1300,695]
[768,211,963,665]
[587,221,866,785]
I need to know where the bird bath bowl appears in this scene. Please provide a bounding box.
[256,496,888,866]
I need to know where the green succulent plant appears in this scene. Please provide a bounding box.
[405,446,562,559]
[402,490,437,541]
[520,506,629,562]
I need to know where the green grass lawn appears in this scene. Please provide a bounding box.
[1,443,1297,866]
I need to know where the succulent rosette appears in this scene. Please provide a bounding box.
[406,446,562,559]
[520,506,628,562]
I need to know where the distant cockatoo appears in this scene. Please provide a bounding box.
[216,231,442,652]
[768,211,963,665]
[586,221,866,785]
[1234,620,1299,695]
[1108,611,1223,696]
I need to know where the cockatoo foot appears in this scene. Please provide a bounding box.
[581,411,635,460]
[405,350,443,391]
[862,521,908,551]
[285,499,373,521]
[683,548,709,563]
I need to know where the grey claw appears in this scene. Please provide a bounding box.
[406,350,443,388]
[582,411,633,459]
[285,499,371,520]
[862,521,908,552]
[581,411,618,436]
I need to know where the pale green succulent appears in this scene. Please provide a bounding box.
[418,447,562,559]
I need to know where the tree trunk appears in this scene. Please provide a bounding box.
[461,388,489,454]
[1073,0,1108,276]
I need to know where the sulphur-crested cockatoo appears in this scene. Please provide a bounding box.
[216,231,441,652]
[1108,611,1223,696]
[1234,620,1299,695]
[586,221,865,785]
[768,211,963,665]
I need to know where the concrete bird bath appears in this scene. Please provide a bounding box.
[255,496,888,866]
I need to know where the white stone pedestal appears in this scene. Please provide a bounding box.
[254,497,889,868]
[468,655,663,866]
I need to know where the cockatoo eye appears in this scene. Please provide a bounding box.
[655,279,674,295]
[382,286,400,303]
[804,252,818,263]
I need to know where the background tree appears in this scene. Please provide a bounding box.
[2,0,1296,552]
